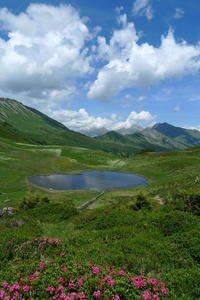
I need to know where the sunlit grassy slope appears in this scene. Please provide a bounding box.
[1,138,200,299]
[0,98,136,156]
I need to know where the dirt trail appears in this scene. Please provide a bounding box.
[77,191,105,210]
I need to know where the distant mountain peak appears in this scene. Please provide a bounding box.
[152,122,173,129]
[152,122,187,138]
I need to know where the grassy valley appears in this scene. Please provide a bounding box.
[0,0,199,298]
[0,135,200,299]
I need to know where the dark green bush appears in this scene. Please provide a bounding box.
[18,192,50,209]
[172,189,200,215]
[17,193,77,222]
[128,193,152,211]
[30,201,77,222]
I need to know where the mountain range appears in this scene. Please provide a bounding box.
[96,123,200,152]
[80,124,143,137]
[1,98,200,155]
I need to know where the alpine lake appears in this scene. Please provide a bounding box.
[29,170,147,191]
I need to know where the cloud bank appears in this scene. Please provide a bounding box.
[49,108,155,132]
[88,17,200,101]
[0,4,200,107]
[0,4,92,107]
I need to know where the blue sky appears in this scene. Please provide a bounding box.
[0,0,200,133]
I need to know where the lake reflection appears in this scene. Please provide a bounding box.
[29,171,147,191]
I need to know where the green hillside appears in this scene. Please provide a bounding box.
[97,123,200,152]
[0,98,135,156]
[2,98,200,157]
[0,138,200,299]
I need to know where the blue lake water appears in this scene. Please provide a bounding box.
[29,171,147,191]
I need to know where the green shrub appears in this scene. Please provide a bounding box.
[172,189,200,215]
[18,193,50,209]
[17,193,77,223]
[128,193,152,211]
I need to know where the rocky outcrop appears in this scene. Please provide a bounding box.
[0,207,15,216]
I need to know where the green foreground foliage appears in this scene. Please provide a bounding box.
[0,138,200,299]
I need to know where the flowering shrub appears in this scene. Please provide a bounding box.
[12,236,63,260]
[0,237,168,299]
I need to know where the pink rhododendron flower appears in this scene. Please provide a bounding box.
[58,278,65,284]
[93,290,101,298]
[118,270,125,276]
[107,279,115,286]
[23,285,31,292]
[92,267,100,274]
[160,288,168,295]
[9,282,20,291]
[60,293,70,300]
[62,267,68,272]
[0,290,5,297]
[77,278,83,286]
[27,272,39,280]
[148,278,159,286]
[142,290,152,300]
[70,292,77,298]
[153,295,160,300]
[158,282,165,288]
[57,286,64,293]
[2,282,9,289]
[60,252,65,257]
[113,295,120,300]
[46,286,55,294]
[138,275,145,280]
[104,276,112,282]
[130,277,147,288]
[39,263,45,271]
[77,292,86,299]
[45,237,61,244]
[13,291,20,299]
[68,283,75,289]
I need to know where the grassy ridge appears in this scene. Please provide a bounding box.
[0,98,137,156]
[0,139,200,299]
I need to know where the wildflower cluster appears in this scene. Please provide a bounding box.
[0,238,168,299]
[13,236,62,259]
[0,261,168,299]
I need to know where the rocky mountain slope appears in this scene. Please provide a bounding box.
[96,122,200,151]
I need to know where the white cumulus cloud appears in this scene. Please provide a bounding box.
[88,16,200,102]
[0,3,93,108]
[48,108,155,132]
[132,0,153,20]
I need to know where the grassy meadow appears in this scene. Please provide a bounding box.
[1,137,200,299]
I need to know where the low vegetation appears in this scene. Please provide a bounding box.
[0,137,200,299]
